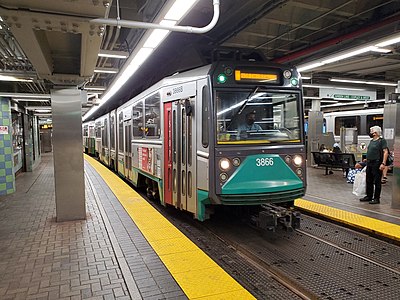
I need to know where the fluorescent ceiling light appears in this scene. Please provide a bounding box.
[370,46,391,53]
[303,84,367,91]
[321,100,338,103]
[0,75,33,82]
[94,68,119,74]
[298,62,325,72]
[303,96,322,100]
[301,76,311,80]
[13,98,50,102]
[35,109,51,113]
[143,20,177,49]
[84,86,106,90]
[164,0,197,21]
[25,106,51,110]
[297,32,400,72]
[84,0,200,121]
[0,93,51,98]
[330,78,397,87]
[130,48,154,66]
[322,46,374,64]
[98,50,129,58]
[375,35,400,47]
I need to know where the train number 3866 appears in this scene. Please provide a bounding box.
[256,158,274,167]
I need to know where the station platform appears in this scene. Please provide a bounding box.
[299,166,400,242]
[0,153,254,300]
[1,154,400,299]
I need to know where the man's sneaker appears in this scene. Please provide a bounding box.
[369,199,380,204]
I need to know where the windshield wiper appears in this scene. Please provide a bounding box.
[237,87,259,115]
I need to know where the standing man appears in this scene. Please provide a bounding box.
[360,126,388,204]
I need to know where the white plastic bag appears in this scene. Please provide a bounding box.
[352,167,367,197]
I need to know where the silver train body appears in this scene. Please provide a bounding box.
[324,108,384,151]
[85,61,307,220]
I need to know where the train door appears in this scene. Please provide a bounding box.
[168,98,196,213]
[123,109,132,180]
[110,111,117,171]
[117,111,124,176]
[163,102,173,205]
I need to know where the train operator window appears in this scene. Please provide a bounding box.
[334,116,360,136]
[132,101,144,138]
[144,93,161,138]
[216,91,301,144]
[366,114,383,135]
[110,115,115,150]
[118,112,123,151]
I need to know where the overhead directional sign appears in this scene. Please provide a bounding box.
[319,88,376,101]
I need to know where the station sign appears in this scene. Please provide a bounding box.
[319,87,376,101]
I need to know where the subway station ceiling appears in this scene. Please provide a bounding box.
[1,0,400,118]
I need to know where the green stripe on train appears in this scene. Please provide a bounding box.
[221,154,303,194]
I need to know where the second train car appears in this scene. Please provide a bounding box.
[87,60,307,221]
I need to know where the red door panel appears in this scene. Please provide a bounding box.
[163,102,173,205]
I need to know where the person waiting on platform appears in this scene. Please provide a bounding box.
[359,125,389,204]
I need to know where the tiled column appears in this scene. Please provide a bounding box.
[0,98,15,195]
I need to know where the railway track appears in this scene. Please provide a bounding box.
[145,198,400,299]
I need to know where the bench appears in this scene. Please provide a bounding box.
[312,152,356,175]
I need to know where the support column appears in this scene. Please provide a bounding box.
[51,88,86,221]
[23,113,33,172]
[388,83,400,209]
[307,99,323,166]
[0,97,15,195]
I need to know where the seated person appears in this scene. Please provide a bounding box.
[237,111,262,139]
[237,111,262,132]
[319,144,330,152]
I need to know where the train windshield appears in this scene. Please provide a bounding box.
[216,90,302,144]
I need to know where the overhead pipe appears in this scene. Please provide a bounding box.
[90,0,220,34]
[274,14,400,64]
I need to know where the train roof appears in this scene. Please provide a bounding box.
[323,108,383,117]
[116,64,212,112]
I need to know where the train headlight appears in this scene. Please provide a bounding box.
[219,158,231,170]
[220,173,228,182]
[283,70,292,79]
[293,155,303,167]
[232,157,241,167]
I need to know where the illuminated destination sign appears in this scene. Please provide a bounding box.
[234,69,279,83]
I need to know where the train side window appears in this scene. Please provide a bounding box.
[334,116,360,135]
[144,93,160,138]
[132,101,144,138]
[118,112,123,151]
[95,121,101,138]
[110,115,115,150]
[201,85,210,147]
[104,118,108,147]
[366,114,383,134]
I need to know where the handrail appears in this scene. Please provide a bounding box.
[91,0,220,34]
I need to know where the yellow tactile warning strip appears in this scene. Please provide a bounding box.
[84,155,255,300]
[295,198,400,242]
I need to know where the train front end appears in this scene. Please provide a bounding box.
[204,61,306,218]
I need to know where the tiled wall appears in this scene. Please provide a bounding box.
[0,98,15,195]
